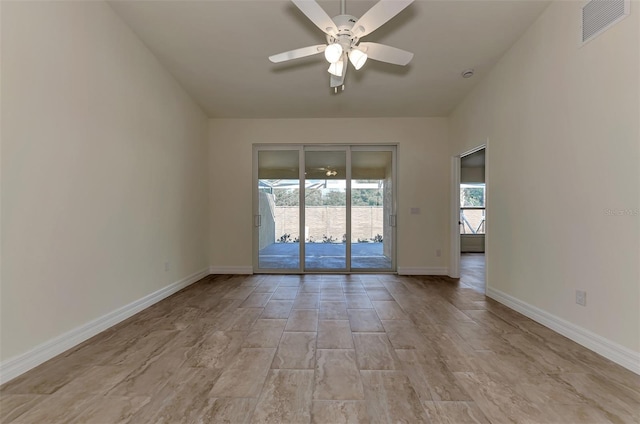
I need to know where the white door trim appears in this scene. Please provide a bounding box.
[449,155,461,279]
[450,143,488,291]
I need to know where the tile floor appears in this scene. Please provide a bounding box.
[1,254,639,423]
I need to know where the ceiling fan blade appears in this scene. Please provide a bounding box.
[269,44,327,63]
[292,0,338,35]
[352,0,414,38]
[358,42,413,65]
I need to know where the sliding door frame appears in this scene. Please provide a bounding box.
[253,143,397,274]
[252,145,304,273]
[302,145,351,273]
[349,144,398,273]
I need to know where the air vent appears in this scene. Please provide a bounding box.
[582,0,630,44]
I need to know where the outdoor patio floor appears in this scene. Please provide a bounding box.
[258,242,391,270]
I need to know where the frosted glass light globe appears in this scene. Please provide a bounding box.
[328,60,344,77]
[324,43,343,63]
[349,49,368,70]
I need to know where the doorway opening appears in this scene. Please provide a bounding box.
[253,145,397,273]
[451,145,487,292]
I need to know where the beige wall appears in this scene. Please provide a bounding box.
[1,2,209,361]
[449,2,640,353]
[209,118,449,271]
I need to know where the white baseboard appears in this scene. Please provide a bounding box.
[397,267,449,276]
[209,266,253,275]
[0,267,209,385]
[487,287,640,375]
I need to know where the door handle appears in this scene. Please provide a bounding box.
[254,215,261,227]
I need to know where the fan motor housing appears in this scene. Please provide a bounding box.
[328,15,358,46]
[333,14,357,29]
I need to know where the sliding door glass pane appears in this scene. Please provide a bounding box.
[258,150,300,269]
[351,151,393,270]
[304,151,346,270]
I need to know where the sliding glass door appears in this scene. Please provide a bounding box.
[351,149,394,270]
[304,149,348,271]
[256,149,301,270]
[254,145,396,273]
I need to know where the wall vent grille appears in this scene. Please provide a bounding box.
[582,0,630,44]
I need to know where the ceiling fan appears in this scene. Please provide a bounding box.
[269,0,415,92]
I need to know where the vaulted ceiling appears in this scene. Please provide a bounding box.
[109,0,550,118]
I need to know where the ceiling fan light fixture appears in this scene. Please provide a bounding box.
[349,48,368,70]
[269,0,416,90]
[328,60,344,77]
[324,43,343,63]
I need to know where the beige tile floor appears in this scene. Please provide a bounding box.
[1,254,639,423]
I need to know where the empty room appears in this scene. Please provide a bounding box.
[1,0,638,422]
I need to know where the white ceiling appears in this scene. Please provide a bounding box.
[109,0,549,119]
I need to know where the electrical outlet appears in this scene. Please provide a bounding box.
[164,261,170,272]
[576,290,587,306]
[436,249,442,257]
